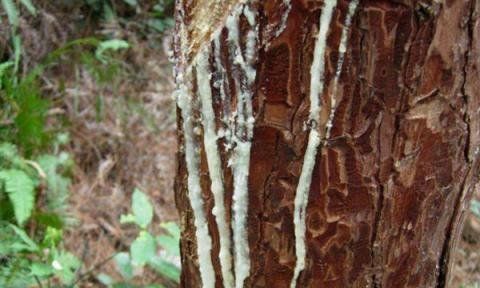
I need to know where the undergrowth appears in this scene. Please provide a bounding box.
[97,189,180,288]
[0,36,129,286]
[0,0,178,286]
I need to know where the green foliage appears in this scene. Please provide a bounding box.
[0,143,37,225]
[0,1,175,286]
[1,0,20,28]
[1,0,36,27]
[82,0,174,33]
[1,0,36,75]
[7,77,50,156]
[120,188,153,229]
[147,0,175,32]
[36,145,73,218]
[19,0,36,15]
[0,140,79,286]
[103,189,181,287]
[0,27,129,286]
[0,222,82,287]
[96,39,130,63]
[0,169,35,225]
[114,252,134,280]
[131,231,157,266]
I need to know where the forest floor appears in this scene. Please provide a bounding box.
[63,35,179,286]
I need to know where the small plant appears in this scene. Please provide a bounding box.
[0,140,80,287]
[147,0,175,33]
[97,189,181,288]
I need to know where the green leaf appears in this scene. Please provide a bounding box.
[0,142,18,160]
[55,133,70,146]
[1,0,19,27]
[97,273,115,286]
[114,252,133,280]
[131,188,153,228]
[130,231,156,266]
[160,222,180,239]
[102,2,116,22]
[95,39,129,63]
[122,0,137,7]
[120,213,136,225]
[13,79,50,155]
[13,34,21,74]
[147,18,174,32]
[52,251,81,284]
[19,0,36,15]
[31,262,54,277]
[148,256,180,282]
[42,226,63,248]
[0,169,35,225]
[0,61,14,79]
[9,224,39,251]
[37,154,72,214]
[156,235,179,257]
[33,212,64,229]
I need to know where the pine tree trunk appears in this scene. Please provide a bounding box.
[173,0,480,287]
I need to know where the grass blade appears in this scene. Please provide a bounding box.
[1,0,19,27]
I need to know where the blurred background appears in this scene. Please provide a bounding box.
[0,1,478,287]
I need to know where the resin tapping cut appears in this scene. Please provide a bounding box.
[196,47,235,288]
[290,1,337,287]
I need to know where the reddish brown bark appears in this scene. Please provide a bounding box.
[174,0,480,287]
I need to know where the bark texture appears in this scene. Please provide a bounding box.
[174,0,480,287]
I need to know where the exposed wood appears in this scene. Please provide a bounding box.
[174,0,480,287]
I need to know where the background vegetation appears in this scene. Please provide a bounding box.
[0,0,179,287]
[0,0,479,287]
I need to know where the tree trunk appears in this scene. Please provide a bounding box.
[173,0,480,287]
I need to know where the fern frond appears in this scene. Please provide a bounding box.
[37,154,71,216]
[1,0,19,28]
[19,0,36,15]
[0,169,35,225]
[0,142,18,162]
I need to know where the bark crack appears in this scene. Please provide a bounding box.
[436,1,476,286]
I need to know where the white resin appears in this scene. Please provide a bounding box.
[325,0,358,139]
[225,4,258,288]
[231,140,253,288]
[196,48,235,288]
[290,1,337,287]
[176,71,216,288]
[277,0,292,37]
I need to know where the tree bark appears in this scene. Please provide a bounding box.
[173,0,480,287]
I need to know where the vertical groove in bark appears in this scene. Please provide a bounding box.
[438,0,480,286]
[174,0,480,287]
[197,47,235,288]
[290,1,338,286]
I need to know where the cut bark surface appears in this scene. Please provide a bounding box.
[174,0,480,287]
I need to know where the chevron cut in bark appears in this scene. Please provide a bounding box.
[174,0,480,287]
